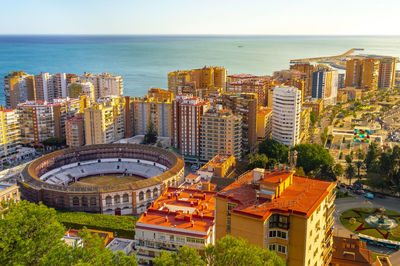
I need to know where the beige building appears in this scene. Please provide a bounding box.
[215,169,336,266]
[4,71,35,108]
[18,97,83,145]
[256,107,272,143]
[68,80,95,103]
[81,72,123,100]
[172,95,210,158]
[200,108,242,161]
[34,72,68,102]
[0,107,21,163]
[131,90,173,138]
[0,183,20,204]
[168,66,227,96]
[84,96,127,145]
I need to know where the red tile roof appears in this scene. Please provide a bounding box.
[216,170,335,220]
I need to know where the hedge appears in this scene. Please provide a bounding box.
[56,211,137,239]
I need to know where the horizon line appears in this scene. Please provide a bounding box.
[1,34,400,37]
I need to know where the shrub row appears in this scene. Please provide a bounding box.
[56,211,137,239]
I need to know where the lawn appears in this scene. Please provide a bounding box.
[340,208,400,241]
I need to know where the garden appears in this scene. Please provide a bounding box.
[340,207,400,241]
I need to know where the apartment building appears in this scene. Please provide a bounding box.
[134,187,217,264]
[272,86,302,147]
[18,97,83,145]
[168,66,227,97]
[4,71,35,108]
[69,80,95,103]
[199,108,242,162]
[256,107,273,143]
[131,91,173,138]
[312,69,338,106]
[227,74,274,107]
[290,63,316,99]
[65,113,85,147]
[0,107,21,163]
[216,92,258,152]
[171,95,210,158]
[81,72,123,100]
[378,57,397,89]
[0,183,20,205]
[345,58,379,91]
[215,168,336,266]
[34,72,68,102]
[84,96,127,145]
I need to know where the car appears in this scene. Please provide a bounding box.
[364,193,375,199]
[376,193,386,199]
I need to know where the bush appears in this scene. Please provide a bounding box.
[56,211,137,239]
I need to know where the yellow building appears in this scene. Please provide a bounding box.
[168,66,227,97]
[84,96,127,145]
[197,154,236,179]
[147,88,174,102]
[131,91,173,138]
[302,99,324,117]
[0,183,20,204]
[68,81,95,103]
[3,71,36,108]
[215,169,336,266]
[256,107,272,143]
[200,108,242,161]
[0,107,20,163]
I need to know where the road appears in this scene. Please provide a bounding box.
[334,191,400,264]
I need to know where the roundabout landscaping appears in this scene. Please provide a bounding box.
[340,207,400,241]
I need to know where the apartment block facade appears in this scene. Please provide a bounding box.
[171,95,210,157]
[0,107,21,162]
[65,113,85,147]
[84,96,127,145]
[4,71,35,108]
[199,108,242,162]
[312,69,338,106]
[272,86,302,146]
[215,169,336,266]
[81,72,123,100]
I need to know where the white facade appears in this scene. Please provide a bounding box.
[272,86,301,147]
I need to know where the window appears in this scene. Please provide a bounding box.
[114,195,120,204]
[146,190,151,199]
[81,197,88,207]
[123,194,129,203]
[278,245,286,254]
[170,235,174,241]
[90,197,97,206]
[269,230,287,239]
[226,203,236,234]
[73,197,79,206]
[153,188,158,198]
[139,191,144,201]
[269,214,289,229]
[176,236,185,243]
[269,244,276,251]
[106,196,112,205]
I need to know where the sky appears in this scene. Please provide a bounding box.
[0,0,399,35]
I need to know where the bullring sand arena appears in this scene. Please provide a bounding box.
[19,144,184,215]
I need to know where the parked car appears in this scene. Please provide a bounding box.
[376,193,386,199]
[364,193,375,199]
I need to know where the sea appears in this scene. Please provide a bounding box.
[0,35,400,105]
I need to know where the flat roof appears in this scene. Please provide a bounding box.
[216,169,335,220]
[0,183,13,191]
[136,187,216,237]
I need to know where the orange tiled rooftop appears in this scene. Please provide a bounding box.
[136,187,216,236]
[216,169,335,220]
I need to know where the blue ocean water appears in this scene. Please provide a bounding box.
[0,35,400,105]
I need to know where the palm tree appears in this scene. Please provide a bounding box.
[355,161,363,179]
[345,164,355,186]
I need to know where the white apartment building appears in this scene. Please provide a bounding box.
[272,86,302,147]
[81,72,123,100]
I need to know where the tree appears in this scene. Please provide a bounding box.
[247,154,269,170]
[354,161,363,179]
[153,245,206,266]
[291,143,334,174]
[0,201,137,266]
[345,164,355,186]
[295,167,306,177]
[314,164,337,181]
[258,139,288,163]
[345,154,353,164]
[333,163,344,177]
[42,137,66,148]
[144,120,158,144]
[356,148,365,160]
[365,143,379,173]
[310,111,318,126]
[202,236,285,266]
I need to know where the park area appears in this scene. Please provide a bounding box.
[340,208,400,241]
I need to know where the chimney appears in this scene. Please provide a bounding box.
[253,168,265,183]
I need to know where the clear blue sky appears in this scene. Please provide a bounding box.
[0,0,398,35]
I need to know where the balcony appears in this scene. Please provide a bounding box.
[326,204,335,219]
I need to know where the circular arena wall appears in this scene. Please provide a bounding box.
[19,144,185,215]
